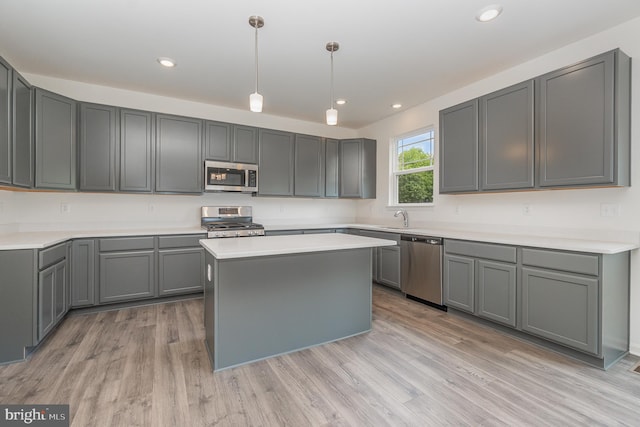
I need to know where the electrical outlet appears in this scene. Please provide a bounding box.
[60,203,71,213]
[600,203,620,217]
[522,204,532,216]
[455,205,462,215]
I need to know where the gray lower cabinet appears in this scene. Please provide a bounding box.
[480,80,534,190]
[0,57,10,184]
[325,138,339,197]
[12,71,33,188]
[439,99,479,193]
[537,49,630,187]
[339,138,376,198]
[120,109,153,192]
[99,237,156,303]
[258,129,295,196]
[71,239,96,308]
[443,254,475,313]
[477,260,516,327]
[34,88,76,190]
[37,243,68,342]
[155,114,203,193]
[79,103,118,191]
[158,234,205,296]
[294,134,325,197]
[360,230,401,289]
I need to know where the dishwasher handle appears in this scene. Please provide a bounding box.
[401,235,442,245]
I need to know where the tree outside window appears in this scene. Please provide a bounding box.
[392,129,434,205]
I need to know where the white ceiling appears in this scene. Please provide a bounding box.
[2,0,640,129]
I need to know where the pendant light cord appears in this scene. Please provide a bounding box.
[329,51,334,108]
[254,25,259,93]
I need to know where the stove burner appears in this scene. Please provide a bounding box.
[201,206,265,238]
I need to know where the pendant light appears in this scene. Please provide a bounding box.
[325,41,339,126]
[249,16,264,112]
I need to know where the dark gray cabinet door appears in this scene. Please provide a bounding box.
[155,114,203,193]
[537,50,627,187]
[378,246,401,289]
[204,120,232,161]
[0,57,10,184]
[34,88,76,190]
[480,80,534,190]
[233,125,258,164]
[158,248,204,296]
[477,260,516,327]
[38,264,56,341]
[294,134,325,197]
[325,138,339,197]
[258,129,295,196]
[71,239,95,308]
[339,138,376,198]
[521,267,598,354]
[12,73,33,188]
[439,99,479,193]
[53,260,67,323]
[443,254,474,313]
[119,109,153,192]
[99,250,155,303]
[79,103,118,191]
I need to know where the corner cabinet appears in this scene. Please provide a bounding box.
[71,239,96,308]
[0,57,10,184]
[339,138,376,199]
[258,129,295,196]
[294,134,325,197]
[537,49,630,187]
[79,103,118,191]
[37,243,69,342]
[34,88,77,190]
[439,100,479,193]
[325,138,339,197]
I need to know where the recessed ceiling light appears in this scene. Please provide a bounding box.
[392,103,402,109]
[476,4,503,22]
[157,57,176,68]
[336,99,347,105]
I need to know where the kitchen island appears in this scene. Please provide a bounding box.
[200,233,396,371]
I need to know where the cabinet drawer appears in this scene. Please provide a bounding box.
[522,248,598,276]
[444,239,516,263]
[99,237,155,252]
[39,243,67,269]
[158,234,205,249]
[360,230,401,244]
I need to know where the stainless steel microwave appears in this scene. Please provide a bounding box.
[204,160,258,193]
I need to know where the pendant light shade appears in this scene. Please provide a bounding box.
[326,41,339,126]
[249,16,264,113]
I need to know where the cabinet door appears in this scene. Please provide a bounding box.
[439,99,479,193]
[538,51,615,187]
[477,260,516,327]
[358,230,381,281]
[233,125,258,164]
[325,138,339,197]
[38,264,56,341]
[339,138,376,199]
[443,254,474,313]
[204,120,232,161]
[99,251,155,303]
[521,267,599,354]
[0,57,10,184]
[155,114,203,193]
[71,239,95,308]
[120,109,153,192]
[54,260,67,322]
[378,246,401,289]
[158,248,204,296]
[79,103,118,191]
[294,134,325,197]
[12,71,33,188]
[34,88,76,190]
[480,80,534,190]
[258,129,294,196]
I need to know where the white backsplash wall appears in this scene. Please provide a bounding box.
[356,16,640,356]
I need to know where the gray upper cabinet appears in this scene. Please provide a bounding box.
[79,103,118,191]
[339,138,376,199]
[34,88,76,190]
[258,129,295,196]
[12,71,33,188]
[204,120,232,161]
[325,138,339,197]
[119,109,153,192]
[294,134,325,197]
[0,57,10,184]
[439,99,479,193]
[155,114,203,194]
[480,80,534,190]
[537,49,630,187]
[233,125,258,164]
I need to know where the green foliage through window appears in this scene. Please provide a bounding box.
[393,130,434,204]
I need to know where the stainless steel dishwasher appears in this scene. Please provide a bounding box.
[400,235,446,310]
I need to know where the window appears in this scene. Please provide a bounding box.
[390,128,435,205]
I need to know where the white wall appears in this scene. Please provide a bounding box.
[356,16,640,355]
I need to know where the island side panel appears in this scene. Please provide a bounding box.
[213,247,372,371]
[203,251,216,367]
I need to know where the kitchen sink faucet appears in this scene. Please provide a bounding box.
[394,209,409,228]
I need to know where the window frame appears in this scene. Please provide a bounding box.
[388,127,435,207]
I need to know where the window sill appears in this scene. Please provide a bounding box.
[387,203,434,208]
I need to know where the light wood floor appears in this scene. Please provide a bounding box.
[1,285,639,426]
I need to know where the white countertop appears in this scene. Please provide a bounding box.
[200,233,396,259]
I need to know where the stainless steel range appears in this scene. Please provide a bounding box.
[201,206,265,238]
